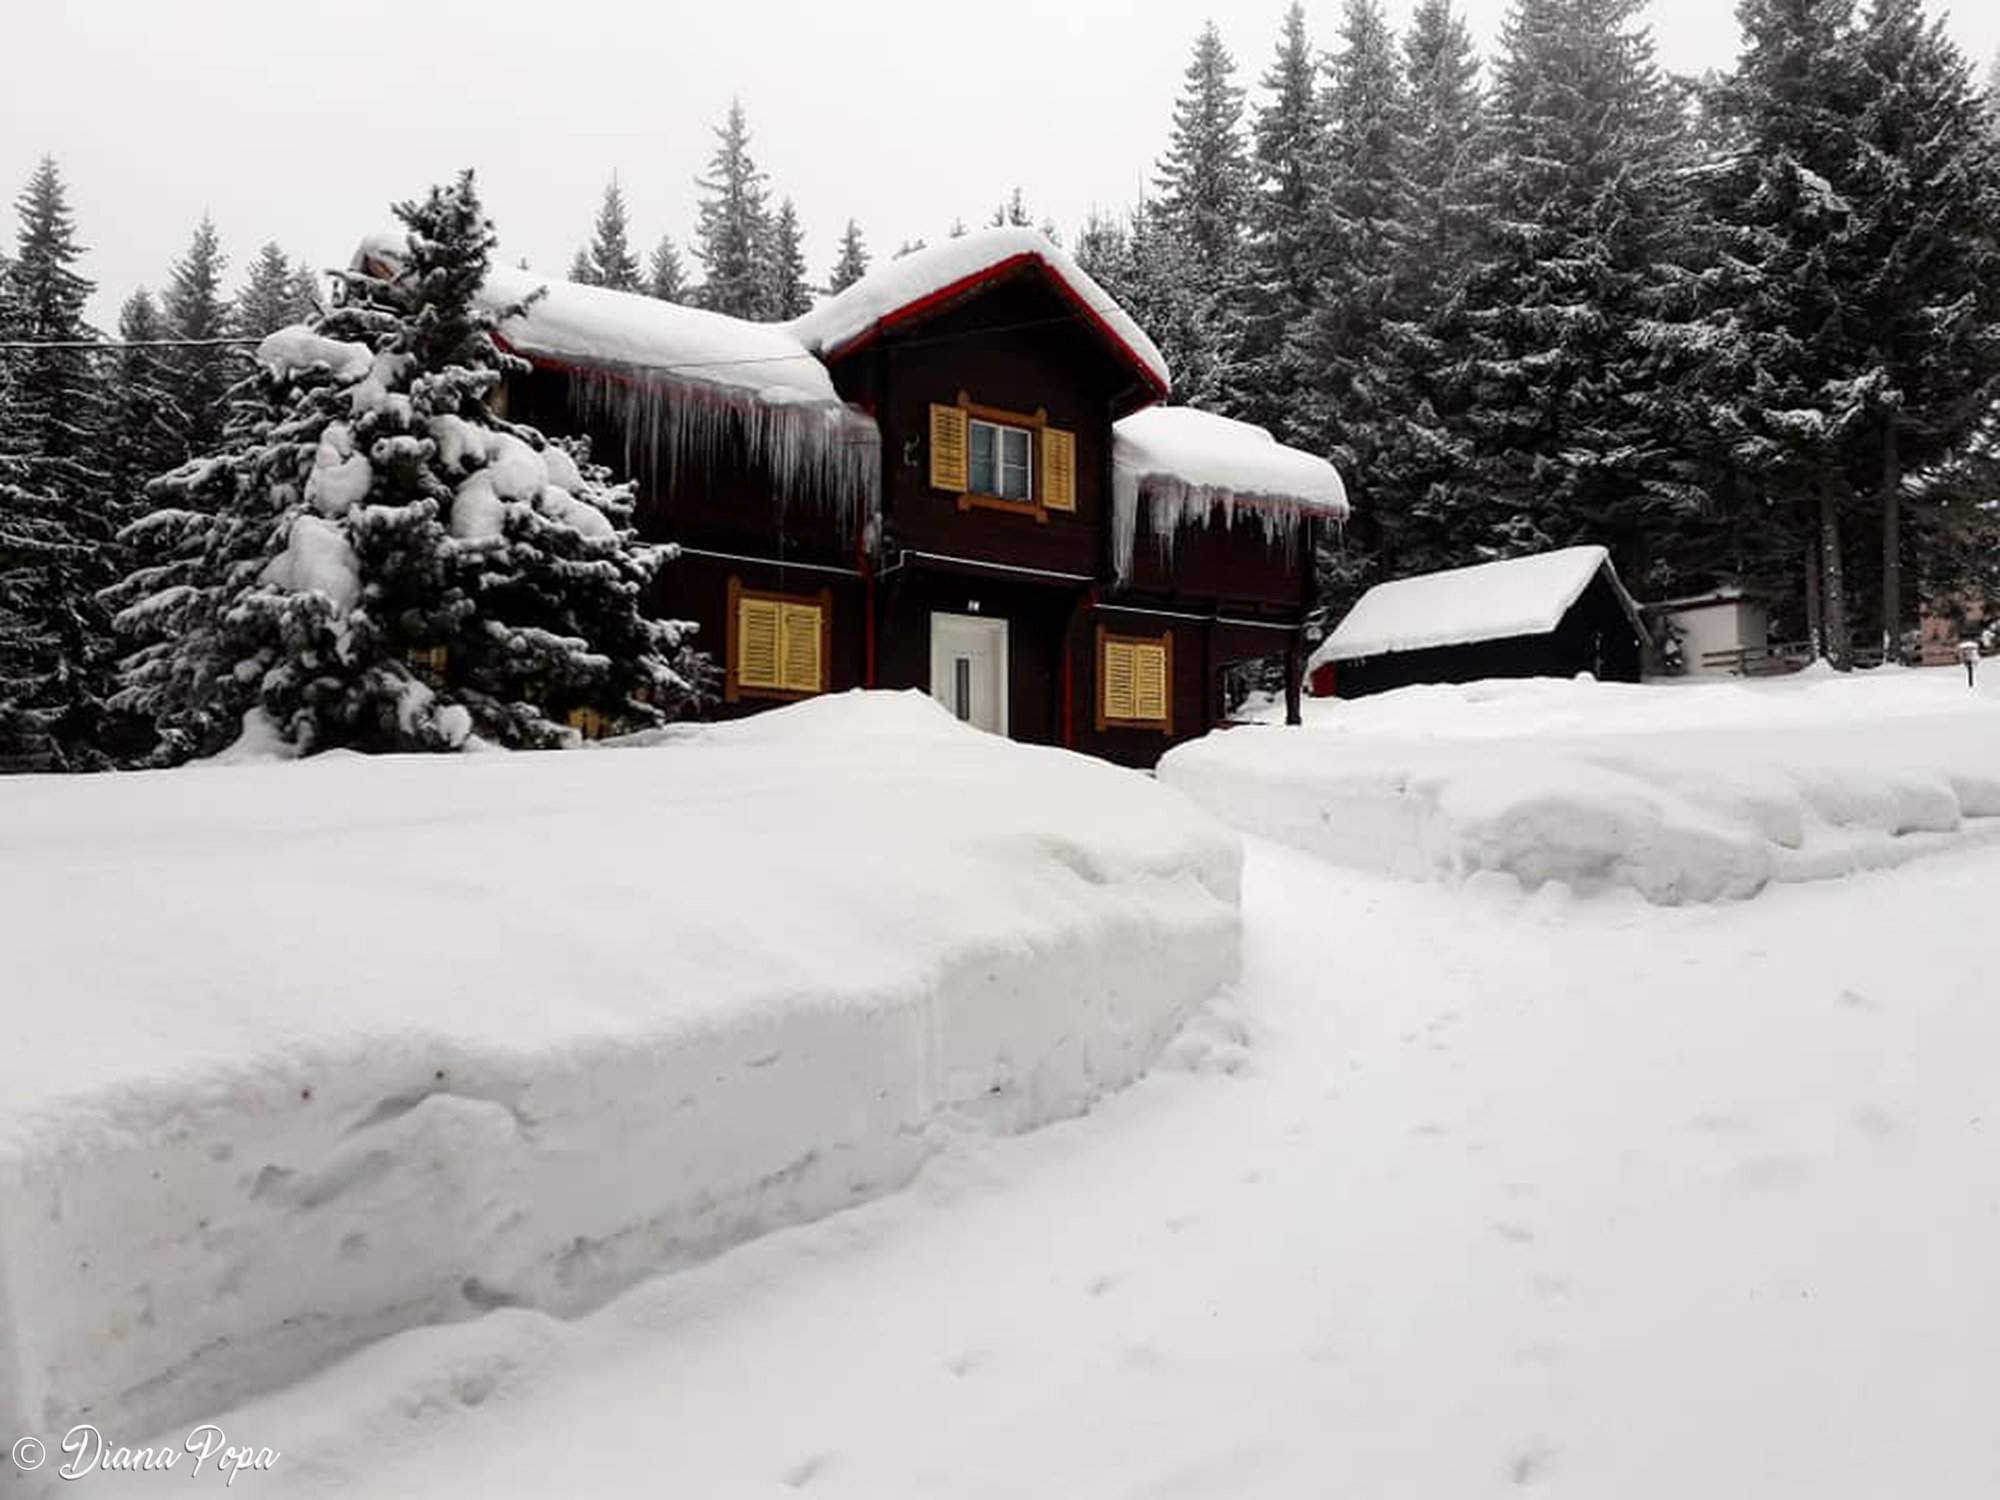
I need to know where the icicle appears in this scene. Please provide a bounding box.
[1112,465,1334,583]
[564,364,881,540]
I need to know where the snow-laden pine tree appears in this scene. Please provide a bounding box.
[234,241,317,342]
[109,170,703,761]
[827,219,870,294]
[104,289,184,539]
[1155,22,1252,278]
[1843,0,2000,656]
[647,233,687,302]
[1371,0,1493,582]
[764,197,812,319]
[1701,0,1873,657]
[1235,2,1329,435]
[989,188,1033,229]
[1296,0,1410,513]
[578,178,644,292]
[0,156,117,770]
[162,216,235,461]
[1458,0,1701,576]
[694,100,773,320]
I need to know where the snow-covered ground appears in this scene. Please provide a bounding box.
[0,693,1239,1462]
[77,834,2000,1499]
[1164,668,2000,903]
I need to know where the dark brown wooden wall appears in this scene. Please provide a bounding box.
[830,273,1133,580]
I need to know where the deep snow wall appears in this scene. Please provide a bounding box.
[0,694,1240,1452]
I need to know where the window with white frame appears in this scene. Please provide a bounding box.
[968,419,1033,502]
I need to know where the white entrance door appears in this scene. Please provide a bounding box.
[929,612,1009,735]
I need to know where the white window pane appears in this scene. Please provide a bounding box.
[969,422,997,494]
[1000,427,1031,500]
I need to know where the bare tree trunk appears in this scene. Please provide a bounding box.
[1820,481,1850,669]
[1880,417,1902,664]
[1805,527,1824,661]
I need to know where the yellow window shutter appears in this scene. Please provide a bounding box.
[737,597,782,690]
[1102,640,1137,722]
[930,403,969,492]
[1133,642,1169,722]
[779,602,824,694]
[1042,427,1077,511]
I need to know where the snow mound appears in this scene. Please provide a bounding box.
[256,327,373,384]
[1314,545,1640,664]
[260,513,361,612]
[1161,671,2000,904]
[788,226,1170,399]
[0,693,1240,1450]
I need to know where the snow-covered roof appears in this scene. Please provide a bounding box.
[788,228,1171,407]
[1314,546,1643,665]
[478,266,838,409]
[1109,406,1347,582]
[1113,407,1348,519]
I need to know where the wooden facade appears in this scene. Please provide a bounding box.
[503,256,1321,769]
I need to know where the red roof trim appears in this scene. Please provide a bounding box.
[818,252,1170,411]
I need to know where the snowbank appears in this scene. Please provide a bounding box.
[1313,545,1640,665]
[0,694,1239,1452]
[1110,406,1349,581]
[1161,670,2000,904]
[788,226,1171,398]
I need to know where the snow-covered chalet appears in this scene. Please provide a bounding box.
[358,228,1348,767]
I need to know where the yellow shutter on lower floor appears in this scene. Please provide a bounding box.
[737,597,783,690]
[1102,639,1138,721]
[1132,641,1169,722]
[930,403,969,492]
[1042,427,1077,511]
[779,602,824,694]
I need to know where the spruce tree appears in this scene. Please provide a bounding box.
[1457,0,1701,579]
[581,178,644,292]
[1843,0,2000,656]
[162,215,235,460]
[0,156,116,770]
[568,246,597,285]
[1297,0,1410,521]
[1702,0,1873,657]
[109,170,704,761]
[647,233,687,302]
[764,197,812,318]
[827,219,870,293]
[104,289,183,534]
[233,241,318,346]
[1374,0,1493,580]
[1237,2,1329,433]
[1155,23,1252,275]
[989,188,1033,229]
[693,100,773,319]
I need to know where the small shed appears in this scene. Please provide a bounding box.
[1309,546,1648,698]
[1642,588,1770,676]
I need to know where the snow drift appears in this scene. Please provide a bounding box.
[0,693,1240,1452]
[1162,671,2000,904]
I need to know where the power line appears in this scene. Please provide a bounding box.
[0,335,265,351]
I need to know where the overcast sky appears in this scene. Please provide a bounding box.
[7,0,1997,329]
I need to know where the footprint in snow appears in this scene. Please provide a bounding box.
[1850,1106,1898,1137]
[1733,1154,1812,1192]
[1507,1441,1560,1486]
[1086,1272,1121,1298]
[782,1454,832,1489]
[1494,1222,1537,1245]
[945,1349,988,1377]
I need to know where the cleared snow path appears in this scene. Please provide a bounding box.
[109,839,2000,1499]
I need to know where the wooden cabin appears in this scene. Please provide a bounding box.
[1309,546,1648,699]
[436,229,1347,768]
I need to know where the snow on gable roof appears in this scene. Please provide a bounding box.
[1109,406,1348,582]
[1314,546,1643,666]
[349,234,878,530]
[787,228,1171,407]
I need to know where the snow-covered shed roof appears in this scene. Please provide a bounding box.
[1109,406,1348,581]
[1313,546,1645,666]
[788,228,1171,409]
